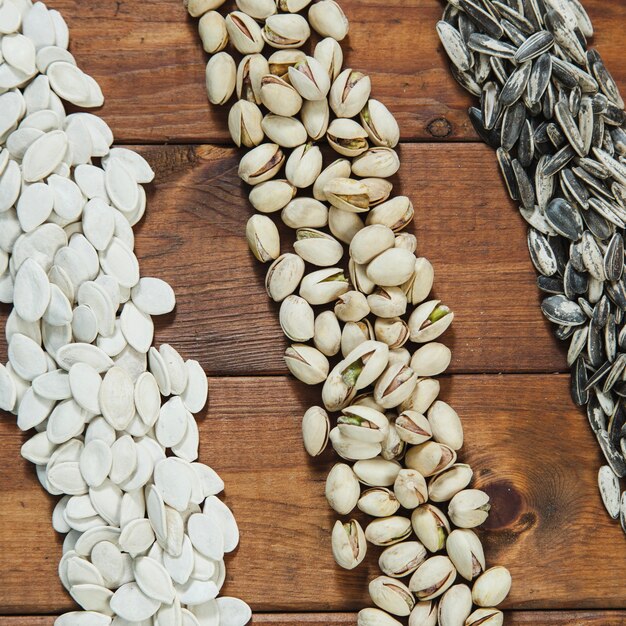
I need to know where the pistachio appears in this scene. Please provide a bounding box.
[245,214,280,262]
[360,99,401,148]
[408,300,454,343]
[228,100,264,148]
[265,253,305,302]
[409,556,457,601]
[301,405,330,456]
[329,207,365,244]
[282,197,328,229]
[329,426,382,460]
[314,310,342,356]
[400,378,440,414]
[367,248,417,287]
[438,584,473,626]
[330,69,370,118]
[353,457,402,487]
[331,518,367,570]
[381,419,406,461]
[261,114,307,148]
[395,233,418,253]
[368,287,408,319]
[249,179,296,213]
[325,462,360,514]
[354,395,385,411]
[335,340,390,392]
[358,487,401,518]
[471,567,512,608]
[314,36,344,81]
[284,343,329,385]
[350,224,395,265]
[327,118,370,157]
[314,159,352,201]
[379,541,427,579]
[225,11,264,54]
[308,0,349,41]
[294,229,343,267]
[388,348,411,367]
[285,142,323,188]
[198,11,229,53]
[260,74,303,117]
[446,528,485,582]
[410,342,452,377]
[448,489,491,529]
[262,13,310,49]
[299,267,350,305]
[288,56,331,101]
[429,464,473,503]
[267,49,306,77]
[338,404,389,443]
[321,365,358,411]
[277,0,313,12]
[367,196,414,232]
[237,53,270,104]
[325,178,371,213]
[408,601,438,626]
[236,0,276,19]
[362,177,394,206]
[403,257,435,304]
[238,142,285,185]
[465,608,504,626]
[394,468,428,509]
[411,504,451,552]
[365,515,412,546]
[369,576,415,617]
[395,410,432,445]
[349,259,376,295]
[341,319,374,357]
[405,441,457,477]
[427,401,463,450]
[358,608,403,626]
[279,295,315,342]
[353,147,401,178]
[335,290,370,322]
[301,98,330,140]
[185,0,226,17]
[374,316,410,350]
[374,363,419,409]
[205,51,237,105]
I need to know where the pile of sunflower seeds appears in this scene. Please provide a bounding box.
[186,0,512,624]
[436,0,626,529]
[0,2,252,625]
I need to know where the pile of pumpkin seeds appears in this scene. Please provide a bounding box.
[437,0,626,528]
[187,0,512,624]
[0,1,251,625]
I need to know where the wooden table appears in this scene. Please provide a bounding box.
[1,0,626,623]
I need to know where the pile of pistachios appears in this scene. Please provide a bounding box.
[185,0,512,624]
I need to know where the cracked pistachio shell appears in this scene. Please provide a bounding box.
[353,147,401,178]
[395,410,432,445]
[375,362,419,409]
[313,310,341,357]
[321,365,358,412]
[265,253,305,302]
[236,0,276,19]
[335,290,370,322]
[314,159,352,201]
[410,343,452,377]
[361,99,401,148]
[374,316,410,350]
[237,54,270,104]
[260,75,303,117]
[408,601,438,626]
[427,401,463,450]
[389,348,411,367]
[282,197,328,229]
[408,300,454,343]
[329,69,371,118]
[284,343,329,385]
[382,419,406,461]
[353,457,402,487]
[301,405,330,456]
[338,340,390,391]
[225,11,264,54]
[329,426,381,460]
[301,98,330,140]
[448,489,491,529]
[358,608,403,626]
[228,100,264,148]
[288,56,331,101]
[353,395,384,411]
[471,567,512,608]
[263,13,310,49]
[198,11,228,53]
[185,0,226,17]
[368,287,408,319]
[369,576,415,617]
[438,584,472,626]
[249,179,296,213]
[466,608,504,626]
[268,49,307,77]
[409,556,457,601]
[325,462,360,514]
[205,52,236,105]
[327,118,370,157]
[349,259,376,295]
[332,519,367,570]
[324,177,370,213]
[238,142,285,185]
[358,487,400,518]
[285,142,323,189]
[394,468,428,509]
[278,0,313,11]
[405,441,456,477]
[294,229,343,267]
[338,404,389,443]
[429,464,473,503]
[366,196,414,231]
[411,504,451,553]
[246,214,280,262]
[279,295,314,342]
[403,257,434,304]
[329,207,365,245]
[379,541,427,579]
[395,233,417,253]
[400,378,440,414]
[446,529,485,582]
[363,177,394,206]
[309,0,349,40]
[365,515,412,546]
[299,267,350,305]
[341,319,374,357]
[314,37,343,81]
[261,114,307,148]
[367,248,416,287]
[350,224,395,265]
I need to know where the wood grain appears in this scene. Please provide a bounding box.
[1,374,623,613]
[39,1,626,143]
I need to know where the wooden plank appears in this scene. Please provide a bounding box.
[43,1,626,143]
[0,143,567,376]
[1,374,623,613]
